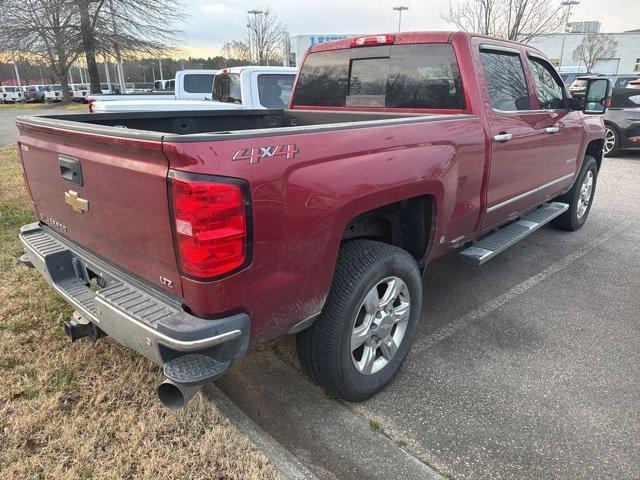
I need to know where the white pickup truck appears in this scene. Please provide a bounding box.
[88,70,218,106]
[0,85,23,103]
[90,66,297,113]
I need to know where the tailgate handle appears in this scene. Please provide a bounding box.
[59,156,83,187]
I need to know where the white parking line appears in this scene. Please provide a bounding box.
[415,222,628,352]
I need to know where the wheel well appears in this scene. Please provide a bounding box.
[341,196,434,265]
[585,138,605,170]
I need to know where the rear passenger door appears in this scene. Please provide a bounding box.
[526,55,583,200]
[478,46,546,230]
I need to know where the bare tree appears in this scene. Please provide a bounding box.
[0,0,81,101]
[572,33,617,72]
[77,0,105,94]
[81,0,184,93]
[246,8,285,65]
[221,41,252,64]
[442,0,565,43]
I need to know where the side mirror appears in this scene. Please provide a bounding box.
[583,78,610,114]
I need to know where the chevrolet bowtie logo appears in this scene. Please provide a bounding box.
[64,190,88,213]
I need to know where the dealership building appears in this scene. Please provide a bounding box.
[517,22,640,74]
[286,23,640,75]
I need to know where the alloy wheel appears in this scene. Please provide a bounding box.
[604,128,616,155]
[350,276,410,375]
[577,170,594,219]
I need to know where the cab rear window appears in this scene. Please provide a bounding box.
[292,43,465,110]
[213,73,242,104]
[183,74,215,94]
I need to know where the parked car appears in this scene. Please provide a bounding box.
[69,84,90,102]
[0,85,23,103]
[23,85,46,103]
[603,87,640,156]
[560,72,588,86]
[125,82,154,93]
[91,66,297,112]
[154,79,175,91]
[44,84,63,103]
[570,73,640,97]
[16,31,609,410]
[87,70,214,104]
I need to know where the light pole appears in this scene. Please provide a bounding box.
[393,6,409,32]
[559,0,580,70]
[247,9,265,64]
[140,65,148,83]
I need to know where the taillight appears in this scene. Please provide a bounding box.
[55,92,59,96]
[169,172,250,279]
[350,34,395,47]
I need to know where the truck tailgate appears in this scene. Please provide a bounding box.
[17,120,182,296]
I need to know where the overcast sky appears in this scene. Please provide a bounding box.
[179,0,639,57]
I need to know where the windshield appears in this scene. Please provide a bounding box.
[292,43,465,109]
[213,73,242,104]
[4,87,16,92]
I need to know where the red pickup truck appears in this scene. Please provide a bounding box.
[17,32,609,409]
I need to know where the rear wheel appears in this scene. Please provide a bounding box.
[604,125,621,157]
[296,240,422,401]
[551,155,598,231]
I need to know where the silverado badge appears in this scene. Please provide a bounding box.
[65,190,89,213]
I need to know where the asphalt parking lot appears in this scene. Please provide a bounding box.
[219,152,640,480]
[0,107,79,145]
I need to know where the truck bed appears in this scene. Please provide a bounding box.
[19,109,470,141]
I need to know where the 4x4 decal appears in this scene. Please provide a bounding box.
[233,144,299,164]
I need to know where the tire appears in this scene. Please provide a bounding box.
[296,239,422,401]
[604,124,621,157]
[551,155,598,231]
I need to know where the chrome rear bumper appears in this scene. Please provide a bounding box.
[19,223,249,367]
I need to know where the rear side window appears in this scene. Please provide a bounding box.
[213,73,242,104]
[257,74,294,108]
[292,43,465,110]
[183,74,215,94]
[610,88,640,108]
[480,50,530,111]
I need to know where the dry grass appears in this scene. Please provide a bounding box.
[0,145,280,480]
[0,102,86,111]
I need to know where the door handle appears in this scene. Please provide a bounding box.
[545,126,560,134]
[493,133,513,143]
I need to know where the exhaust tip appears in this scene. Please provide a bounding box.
[157,379,202,411]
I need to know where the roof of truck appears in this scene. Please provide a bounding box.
[218,66,297,75]
[307,31,545,56]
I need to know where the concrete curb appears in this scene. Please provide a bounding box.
[216,350,446,480]
[204,384,319,480]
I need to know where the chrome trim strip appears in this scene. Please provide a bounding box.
[487,187,538,213]
[486,173,575,213]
